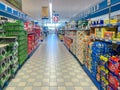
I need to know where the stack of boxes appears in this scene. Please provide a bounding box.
[34,25,40,47]
[91,42,112,82]
[28,34,35,54]
[70,40,76,55]
[84,38,92,71]
[91,42,104,77]
[70,35,76,55]
[64,30,76,50]
[25,22,41,54]
[3,21,28,65]
[64,36,73,49]
[75,31,86,64]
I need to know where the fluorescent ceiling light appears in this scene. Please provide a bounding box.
[45,23,60,27]
[49,0,52,23]
[48,27,55,29]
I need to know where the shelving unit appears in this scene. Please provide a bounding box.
[0,1,42,90]
[64,30,76,50]
[24,22,41,54]
[90,23,120,90]
[64,17,120,90]
[3,21,28,65]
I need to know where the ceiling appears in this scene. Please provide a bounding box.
[22,0,101,22]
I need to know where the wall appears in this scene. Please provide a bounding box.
[0,0,22,11]
[91,10,120,20]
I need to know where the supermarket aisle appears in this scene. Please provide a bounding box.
[6,34,97,90]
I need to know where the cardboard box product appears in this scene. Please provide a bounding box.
[104,31,115,40]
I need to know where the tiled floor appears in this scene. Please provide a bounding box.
[5,34,97,90]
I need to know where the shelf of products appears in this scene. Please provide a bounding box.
[0,16,42,89]
[90,22,120,90]
[64,30,76,50]
[57,30,65,41]
[76,30,90,65]
[0,37,18,88]
[63,30,90,62]
[0,2,42,88]
[63,16,120,90]
[3,21,28,65]
[90,24,120,43]
[24,21,41,54]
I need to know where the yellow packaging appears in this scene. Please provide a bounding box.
[117,32,120,38]
[101,28,107,38]
[104,19,118,25]
[100,55,108,62]
[95,28,101,38]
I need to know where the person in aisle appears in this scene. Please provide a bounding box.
[43,30,48,37]
[47,30,49,35]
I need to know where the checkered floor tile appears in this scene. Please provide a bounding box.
[5,34,97,90]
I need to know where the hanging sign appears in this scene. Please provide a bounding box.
[53,14,59,22]
[41,6,49,19]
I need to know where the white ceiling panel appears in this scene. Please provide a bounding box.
[22,0,49,19]
[22,0,101,21]
[52,0,101,21]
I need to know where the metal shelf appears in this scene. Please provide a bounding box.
[0,44,9,48]
[90,37,120,44]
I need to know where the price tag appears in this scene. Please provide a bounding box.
[112,41,116,43]
[105,39,109,42]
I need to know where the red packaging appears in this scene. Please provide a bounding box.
[107,85,114,90]
[108,56,120,75]
[108,73,119,89]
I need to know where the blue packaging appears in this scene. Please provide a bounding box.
[99,20,104,25]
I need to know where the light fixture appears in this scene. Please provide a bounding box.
[49,0,52,23]
[46,23,60,27]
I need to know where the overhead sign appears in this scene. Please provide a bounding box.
[53,14,59,22]
[41,7,49,19]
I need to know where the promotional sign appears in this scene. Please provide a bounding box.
[5,0,22,10]
[53,14,59,22]
[41,7,49,19]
